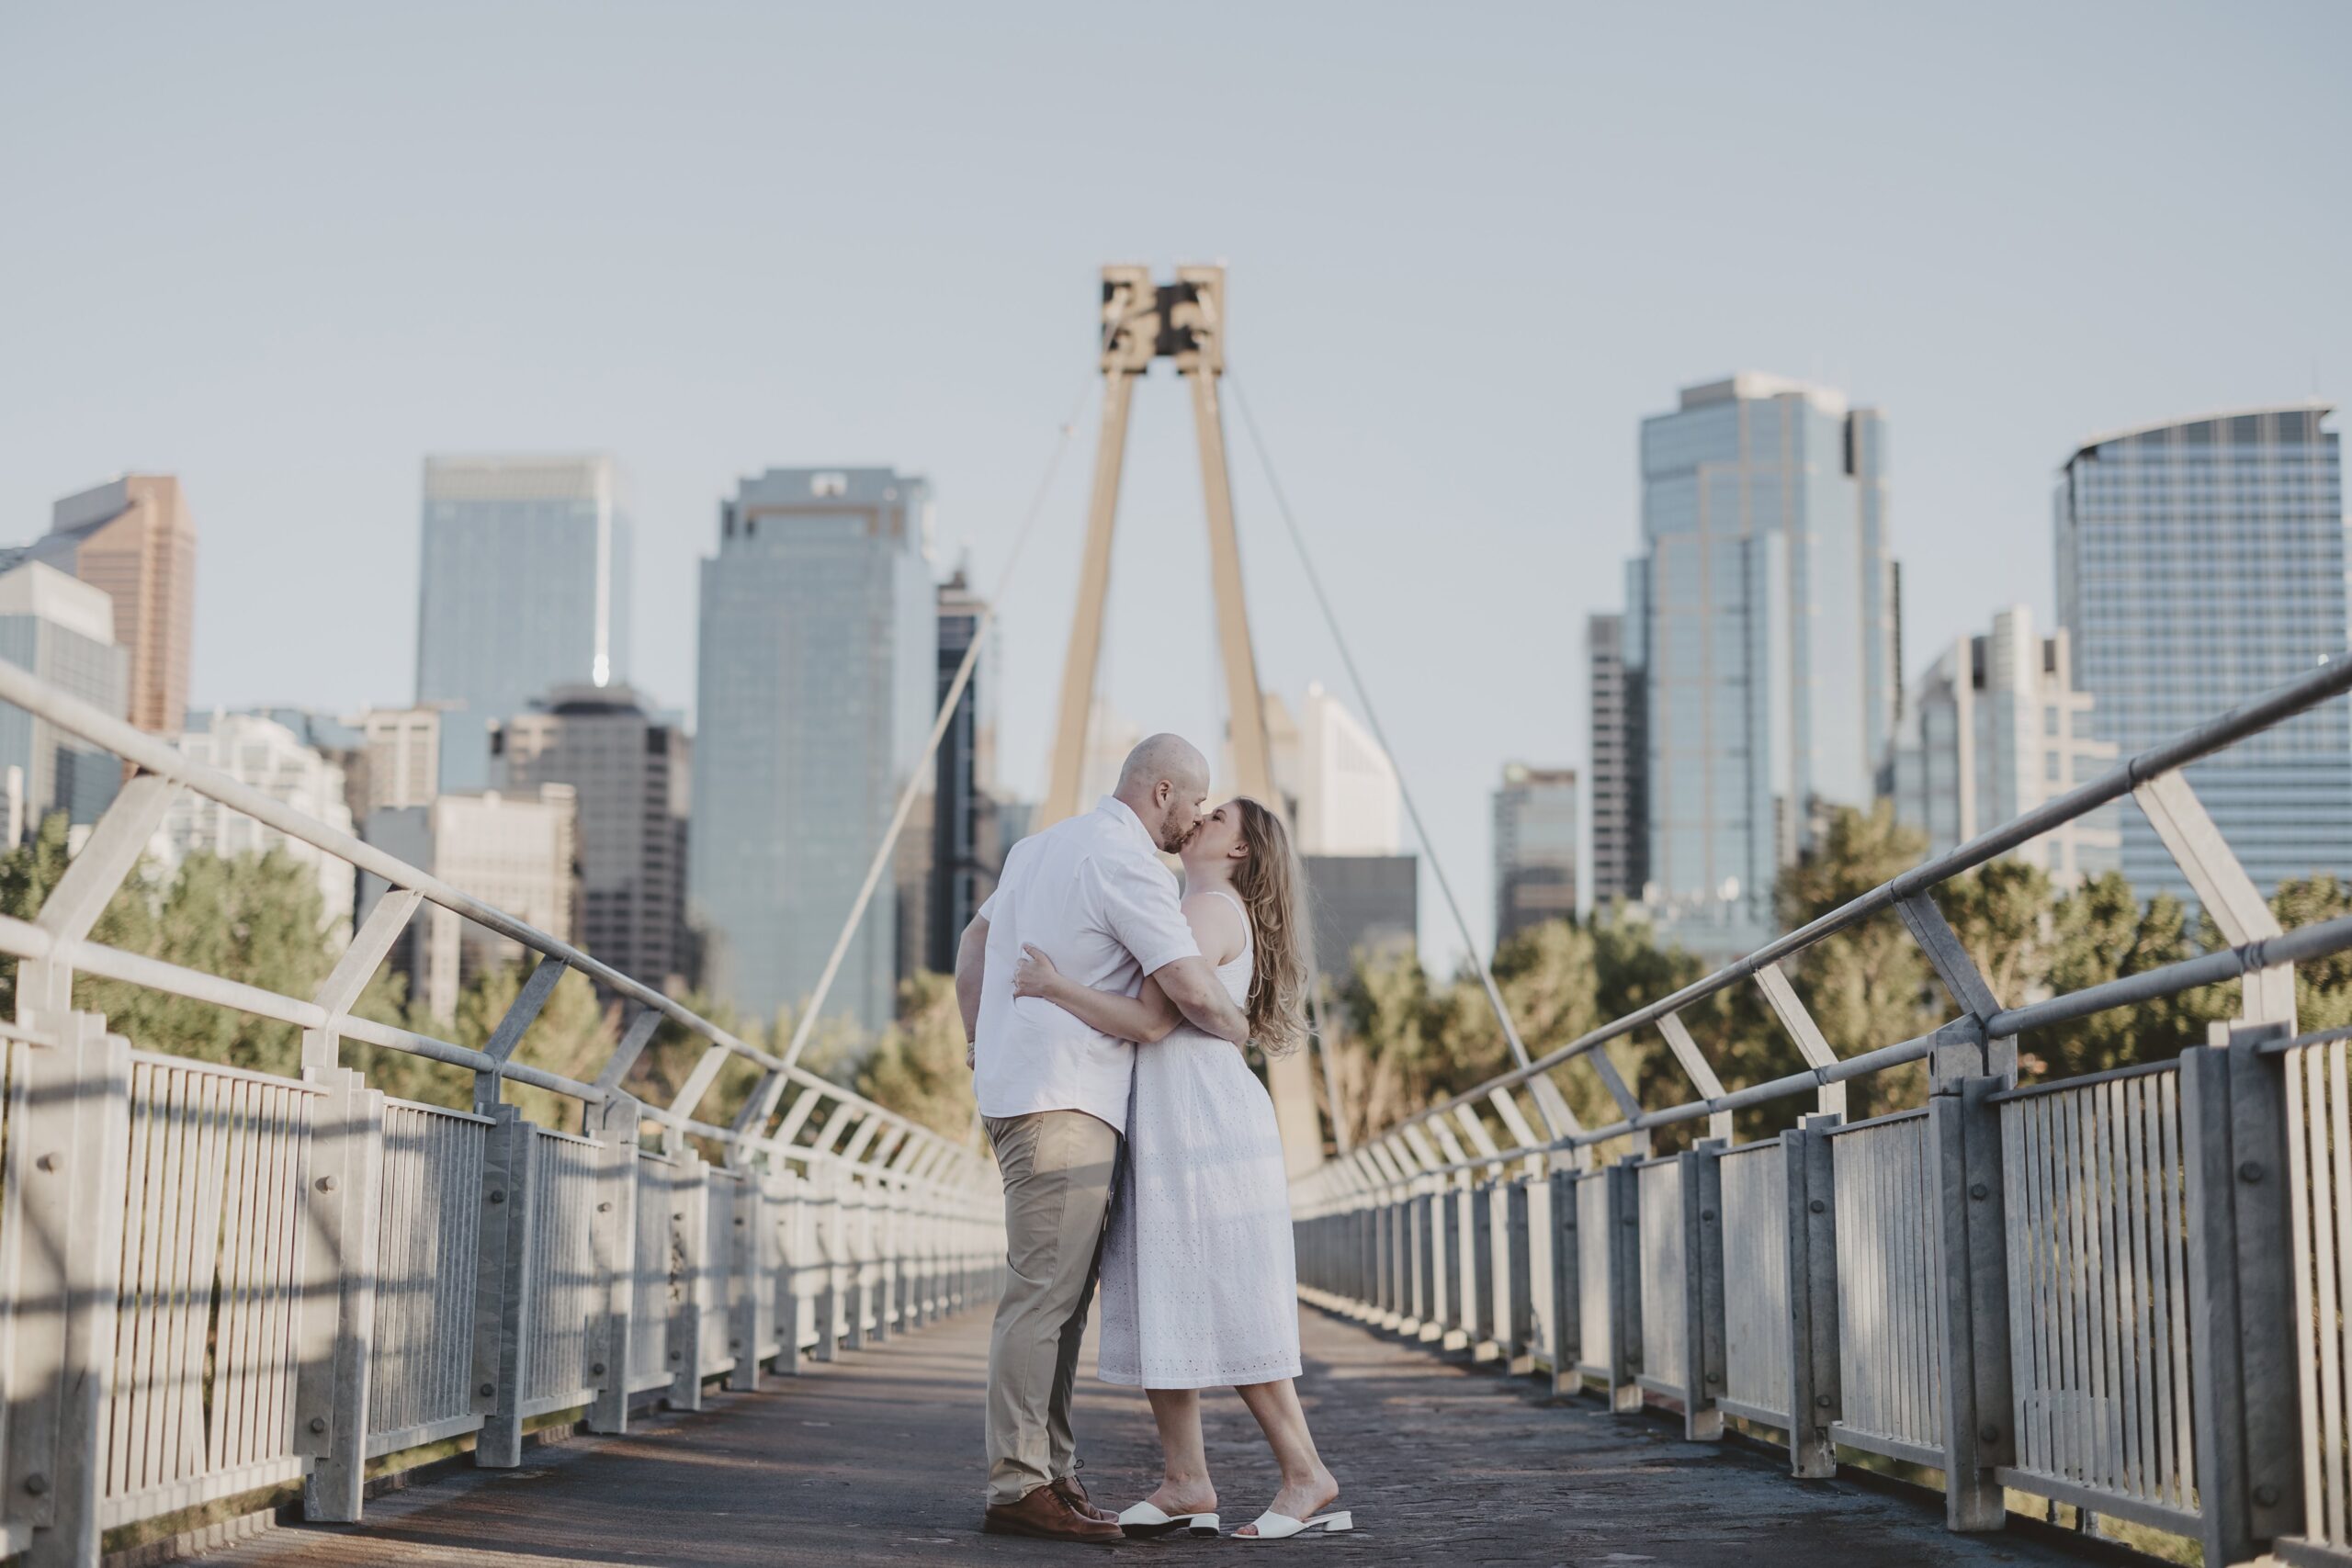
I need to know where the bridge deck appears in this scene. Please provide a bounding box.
[197,1307,2113,1567]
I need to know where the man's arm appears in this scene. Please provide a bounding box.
[955,915,989,1065]
[1150,955,1250,1046]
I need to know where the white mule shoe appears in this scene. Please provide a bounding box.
[1239,1508,1351,1541]
[1117,1501,1222,1539]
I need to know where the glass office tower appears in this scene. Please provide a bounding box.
[415,455,632,791]
[2055,402,2348,900]
[1634,373,1897,954]
[690,468,935,1032]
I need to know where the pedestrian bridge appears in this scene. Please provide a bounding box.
[5,644,2352,1567]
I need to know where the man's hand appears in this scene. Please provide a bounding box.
[1151,955,1250,1046]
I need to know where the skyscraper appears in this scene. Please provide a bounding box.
[494,686,690,991]
[9,476,197,737]
[1287,682,1399,856]
[690,468,935,1031]
[1882,605,2119,886]
[0,559,130,835]
[415,456,632,792]
[353,706,443,818]
[1493,763,1578,944]
[1586,612,1647,908]
[157,712,357,939]
[1633,373,1897,953]
[929,571,1000,974]
[2056,401,2348,898]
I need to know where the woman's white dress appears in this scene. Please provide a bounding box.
[1096,889,1302,1389]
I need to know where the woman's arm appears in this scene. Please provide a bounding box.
[1012,945,1182,1043]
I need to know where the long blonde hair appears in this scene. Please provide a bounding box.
[1229,797,1308,1059]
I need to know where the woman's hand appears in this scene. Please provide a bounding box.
[1011,942,1063,1001]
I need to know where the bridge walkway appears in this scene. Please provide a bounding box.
[190,1305,2114,1568]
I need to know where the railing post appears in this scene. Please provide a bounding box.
[668,1148,708,1409]
[472,1109,537,1469]
[1931,1077,2013,1531]
[845,1173,874,1350]
[297,1066,387,1523]
[1605,1156,1643,1413]
[1546,1168,1581,1396]
[1679,1140,1727,1441]
[729,1171,762,1392]
[584,1096,638,1435]
[812,1164,842,1362]
[1,1011,131,1568]
[2182,1024,2302,1566]
[1784,1112,1842,1478]
[770,1169,803,1375]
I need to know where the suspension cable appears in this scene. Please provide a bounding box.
[777,378,1094,1075]
[1225,373,1567,1139]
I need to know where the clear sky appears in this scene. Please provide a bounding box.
[4,2,2347,973]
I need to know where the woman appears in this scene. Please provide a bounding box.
[1011,797,1348,1543]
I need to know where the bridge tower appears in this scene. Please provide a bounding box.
[1040,264,1324,1172]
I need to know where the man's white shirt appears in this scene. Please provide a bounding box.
[972,795,1200,1133]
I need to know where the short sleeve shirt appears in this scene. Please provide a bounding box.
[971,796,1200,1130]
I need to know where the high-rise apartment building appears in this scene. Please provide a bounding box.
[1493,763,1578,944]
[493,686,689,991]
[1286,682,1399,856]
[2056,401,2348,898]
[6,476,198,737]
[1882,605,2119,886]
[415,456,632,793]
[1301,853,1419,978]
[159,712,357,938]
[1586,612,1646,907]
[928,572,1001,973]
[0,560,130,836]
[353,706,443,818]
[1632,373,1897,953]
[690,468,934,1031]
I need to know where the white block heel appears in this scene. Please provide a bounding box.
[1239,1508,1352,1540]
[1117,1501,1222,1539]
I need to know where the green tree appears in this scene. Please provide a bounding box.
[854,972,978,1142]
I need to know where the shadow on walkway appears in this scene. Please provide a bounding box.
[190,1303,2135,1567]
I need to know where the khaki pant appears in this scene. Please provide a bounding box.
[982,1109,1120,1506]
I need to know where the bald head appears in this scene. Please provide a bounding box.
[1114,732,1212,852]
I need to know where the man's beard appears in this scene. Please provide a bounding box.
[1159,814,1199,854]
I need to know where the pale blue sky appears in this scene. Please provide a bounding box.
[4,2,2346,971]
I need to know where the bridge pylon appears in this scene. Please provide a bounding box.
[1040,264,1324,1173]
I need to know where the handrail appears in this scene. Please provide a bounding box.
[1309,649,2352,1191]
[0,659,989,1190]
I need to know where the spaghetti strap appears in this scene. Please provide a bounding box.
[1193,886,1252,953]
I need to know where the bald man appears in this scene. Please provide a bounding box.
[955,733,1250,1542]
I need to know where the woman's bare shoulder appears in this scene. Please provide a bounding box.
[1179,889,1248,962]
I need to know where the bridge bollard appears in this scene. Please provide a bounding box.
[1,1010,131,1568]
[2181,1025,2302,1567]
[584,1096,639,1434]
[1677,1142,1727,1442]
[473,1111,538,1468]
[1545,1168,1582,1397]
[298,1066,388,1522]
[667,1148,709,1411]
[1782,1112,1841,1478]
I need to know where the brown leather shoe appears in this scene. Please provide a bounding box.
[982,1483,1123,1545]
[1053,1468,1116,1524]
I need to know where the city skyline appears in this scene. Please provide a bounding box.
[4,4,2346,967]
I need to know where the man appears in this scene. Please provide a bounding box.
[956,733,1251,1543]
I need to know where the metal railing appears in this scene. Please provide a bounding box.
[0,660,1005,1567]
[1293,651,2352,1568]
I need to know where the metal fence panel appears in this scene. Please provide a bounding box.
[365,1100,489,1456]
[1577,1172,1611,1374]
[628,1153,676,1393]
[702,1170,741,1378]
[1720,1142,1792,1425]
[100,1057,321,1526]
[522,1129,602,1415]
[1638,1158,1687,1398]
[1832,1111,1945,1462]
[2287,1037,2352,1550]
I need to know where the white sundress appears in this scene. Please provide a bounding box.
[1095,888,1303,1390]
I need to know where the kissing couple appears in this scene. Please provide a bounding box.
[955,733,1348,1544]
